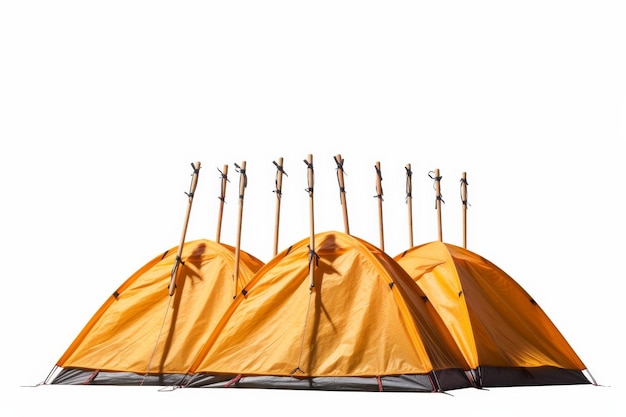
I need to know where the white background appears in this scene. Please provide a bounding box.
[1,1,624,415]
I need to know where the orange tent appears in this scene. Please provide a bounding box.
[47,239,264,385]
[183,231,475,392]
[394,241,594,387]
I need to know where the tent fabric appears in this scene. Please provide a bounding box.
[49,239,264,385]
[46,233,593,391]
[394,241,591,387]
[184,231,475,392]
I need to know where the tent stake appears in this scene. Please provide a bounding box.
[273,157,287,257]
[232,161,247,298]
[405,163,414,248]
[374,161,384,252]
[304,154,315,289]
[168,161,201,296]
[460,172,468,248]
[215,164,229,243]
[334,154,350,235]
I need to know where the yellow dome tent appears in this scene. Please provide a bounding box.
[47,239,264,385]
[46,162,266,386]
[393,169,595,388]
[183,231,475,392]
[394,240,593,387]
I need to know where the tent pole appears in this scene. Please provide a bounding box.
[405,163,414,248]
[168,161,201,296]
[232,161,247,298]
[272,157,287,257]
[215,164,229,243]
[374,161,384,251]
[334,154,350,235]
[430,168,443,242]
[304,154,316,289]
[460,171,468,248]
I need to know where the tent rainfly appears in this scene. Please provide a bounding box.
[46,239,264,386]
[182,231,476,392]
[394,241,595,388]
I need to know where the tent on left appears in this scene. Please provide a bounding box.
[44,162,265,386]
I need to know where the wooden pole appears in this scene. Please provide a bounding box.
[215,164,228,243]
[405,163,414,248]
[273,157,287,256]
[304,154,316,289]
[334,154,350,234]
[168,161,201,296]
[431,168,443,242]
[374,161,384,252]
[232,161,247,298]
[460,171,468,248]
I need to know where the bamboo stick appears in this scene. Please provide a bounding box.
[334,154,350,234]
[232,161,247,298]
[304,154,315,289]
[405,163,414,248]
[460,171,468,248]
[273,157,287,256]
[215,164,228,243]
[432,168,443,242]
[168,161,201,296]
[374,161,384,252]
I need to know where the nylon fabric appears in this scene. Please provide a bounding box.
[53,239,263,376]
[189,231,471,382]
[394,241,589,387]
